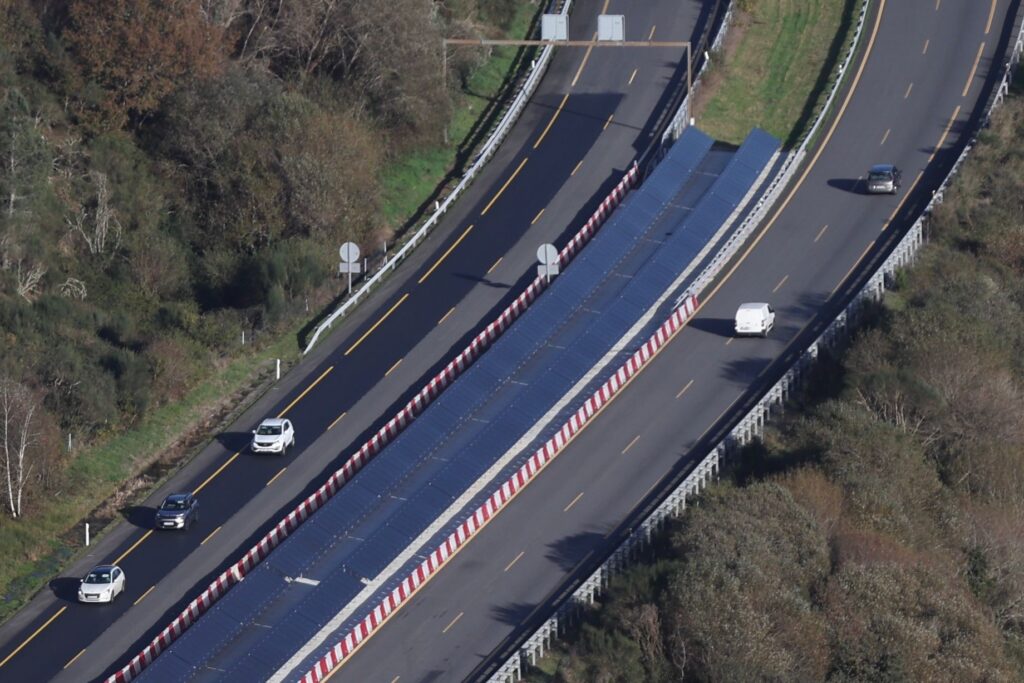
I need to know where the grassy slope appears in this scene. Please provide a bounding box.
[696,0,855,146]
[381,6,537,226]
[0,2,540,623]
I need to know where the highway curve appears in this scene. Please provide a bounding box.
[0,1,716,682]
[330,1,1020,681]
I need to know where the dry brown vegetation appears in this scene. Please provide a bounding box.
[533,58,1024,683]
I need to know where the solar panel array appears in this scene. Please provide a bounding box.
[139,127,778,682]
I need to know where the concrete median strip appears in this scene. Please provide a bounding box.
[106,165,639,683]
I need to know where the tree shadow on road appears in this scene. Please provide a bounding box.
[491,601,535,627]
[545,530,603,573]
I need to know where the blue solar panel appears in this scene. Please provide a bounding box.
[140,127,779,681]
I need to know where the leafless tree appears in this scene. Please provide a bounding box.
[1,90,48,219]
[57,277,87,300]
[623,603,664,668]
[0,378,38,518]
[66,171,122,256]
[14,259,46,301]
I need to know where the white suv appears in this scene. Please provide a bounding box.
[251,418,295,454]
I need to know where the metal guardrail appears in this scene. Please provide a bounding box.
[485,0,1024,679]
[303,0,573,354]
[660,3,734,145]
[683,0,870,301]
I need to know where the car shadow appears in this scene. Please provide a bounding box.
[120,505,154,530]
[216,431,251,452]
[827,178,863,194]
[687,317,734,338]
[49,577,81,603]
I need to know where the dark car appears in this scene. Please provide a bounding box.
[866,164,901,194]
[155,493,199,530]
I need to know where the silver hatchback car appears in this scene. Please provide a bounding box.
[866,164,901,194]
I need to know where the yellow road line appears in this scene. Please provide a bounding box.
[628,68,638,85]
[563,491,584,512]
[63,648,86,670]
[113,529,153,565]
[533,93,570,149]
[327,411,346,430]
[571,159,584,176]
[133,585,156,606]
[694,0,886,315]
[418,225,475,284]
[603,114,614,131]
[880,128,890,145]
[621,435,641,454]
[772,274,789,293]
[962,42,985,97]
[266,467,287,487]
[193,451,240,495]
[531,208,545,225]
[345,295,409,355]
[883,170,924,230]
[0,606,67,668]
[929,106,960,163]
[881,106,957,232]
[632,474,670,513]
[201,526,222,546]
[276,362,331,417]
[442,612,464,634]
[904,82,913,98]
[571,32,598,87]
[487,258,503,275]
[814,224,829,242]
[675,379,694,399]
[504,551,525,572]
[385,358,403,377]
[438,307,456,325]
[481,158,529,215]
[832,241,876,296]
[986,0,997,33]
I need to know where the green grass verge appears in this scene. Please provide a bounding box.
[697,0,859,147]
[0,4,541,625]
[380,2,539,226]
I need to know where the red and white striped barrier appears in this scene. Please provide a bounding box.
[300,294,699,683]
[106,164,639,683]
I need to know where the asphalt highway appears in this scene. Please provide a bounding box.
[330,1,1021,681]
[0,1,717,682]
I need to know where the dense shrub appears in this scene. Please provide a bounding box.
[0,0,533,517]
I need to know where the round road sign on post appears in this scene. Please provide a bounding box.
[339,242,360,264]
[536,243,560,284]
[339,242,362,294]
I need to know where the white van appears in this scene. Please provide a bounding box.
[734,302,775,337]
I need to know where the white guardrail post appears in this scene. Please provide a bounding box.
[303,0,574,355]
[486,3,1024,681]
